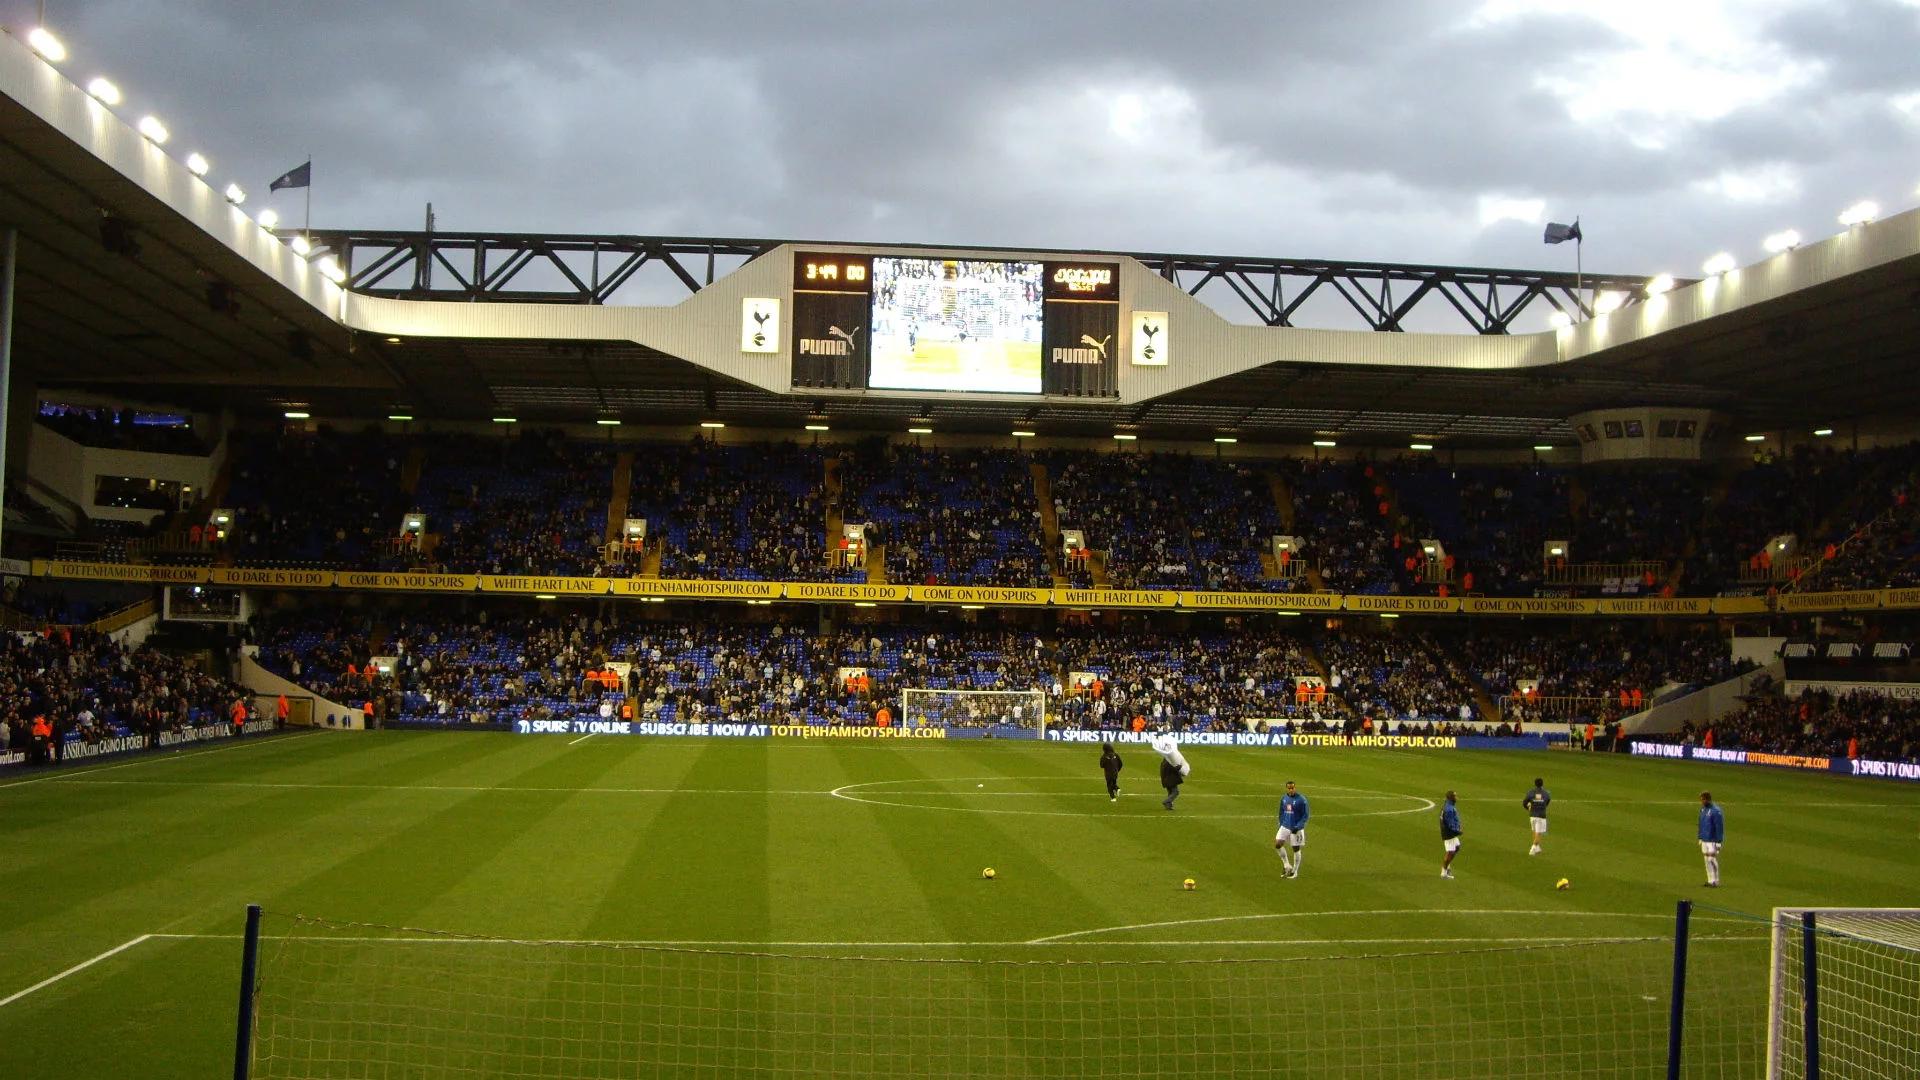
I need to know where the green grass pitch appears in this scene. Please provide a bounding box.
[2,732,1916,1077]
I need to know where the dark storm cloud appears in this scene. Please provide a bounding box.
[5,0,1915,282]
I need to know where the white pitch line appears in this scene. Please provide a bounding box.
[1026,908,1748,945]
[0,936,153,1009]
[142,932,1688,948]
[0,730,322,791]
[567,732,597,746]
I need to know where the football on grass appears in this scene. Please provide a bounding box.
[982,867,996,880]
[1182,878,1197,890]
[1556,878,1571,891]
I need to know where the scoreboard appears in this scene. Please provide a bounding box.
[787,252,1119,398]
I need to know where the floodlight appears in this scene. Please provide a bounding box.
[26,27,67,62]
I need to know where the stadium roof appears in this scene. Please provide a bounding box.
[4,36,1918,448]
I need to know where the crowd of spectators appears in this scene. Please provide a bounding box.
[1315,629,1483,724]
[1048,452,1286,591]
[73,429,1920,595]
[37,404,208,455]
[249,609,1356,730]
[1455,624,1749,721]
[1674,685,1920,764]
[415,430,614,576]
[1,627,252,761]
[227,428,414,568]
[1289,459,1444,595]
[631,437,853,583]
[841,444,1049,587]
[1050,628,1324,730]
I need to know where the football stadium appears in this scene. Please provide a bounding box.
[2,10,1920,1079]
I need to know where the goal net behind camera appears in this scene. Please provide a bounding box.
[1767,907,1920,1080]
[899,688,1046,737]
[244,911,1771,1079]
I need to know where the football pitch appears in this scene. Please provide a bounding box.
[2,732,1916,1078]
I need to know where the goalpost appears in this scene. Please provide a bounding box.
[899,687,1046,737]
[1766,907,1920,1080]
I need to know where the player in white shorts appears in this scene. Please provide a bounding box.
[1275,781,1309,878]
[1522,778,1551,855]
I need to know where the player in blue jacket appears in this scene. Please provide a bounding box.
[1275,781,1310,879]
[1698,791,1725,887]
[1440,790,1463,879]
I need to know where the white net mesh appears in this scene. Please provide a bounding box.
[1769,908,1920,1080]
[899,688,1046,736]
[248,913,1776,1079]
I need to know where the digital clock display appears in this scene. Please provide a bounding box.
[794,253,872,293]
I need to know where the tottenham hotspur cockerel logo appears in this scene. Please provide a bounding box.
[1139,321,1160,361]
[749,307,772,348]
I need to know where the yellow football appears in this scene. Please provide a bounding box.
[1556,878,1571,891]
[1183,878,1197,890]
[982,867,996,880]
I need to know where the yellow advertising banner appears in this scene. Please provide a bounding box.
[1180,590,1343,611]
[1882,588,1920,610]
[910,585,1051,606]
[611,578,783,600]
[1341,594,1462,614]
[784,582,912,602]
[477,575,611,596]
[1459,596,1600,615]
[1711,595,1771,615]
[208,567,335,589]
[1595,597,1714,616]
[36,559,209,584]
[1050,587,1179,608]
[1775,589,1883,613]
[335,571,478,592]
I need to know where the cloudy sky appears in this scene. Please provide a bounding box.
[10,0,1919,286]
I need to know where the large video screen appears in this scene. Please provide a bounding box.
[869,257,1044,393]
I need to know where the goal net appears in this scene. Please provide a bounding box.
[244,910,1761,1079]
[1768,907,1920,1080]
[900,687,1046,737]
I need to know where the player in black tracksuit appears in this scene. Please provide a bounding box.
[1100,742,1123,801]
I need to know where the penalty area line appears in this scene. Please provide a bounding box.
[0,935,154,1009]
[568,732,597,746]
[141,932,1673,948]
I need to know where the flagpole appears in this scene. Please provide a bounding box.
[1575,216,1584,320]
[303,156,312,237]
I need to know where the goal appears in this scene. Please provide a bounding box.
[1767,907,1920,1080]
[239,907,1714,1079]
[900,687,1046,737]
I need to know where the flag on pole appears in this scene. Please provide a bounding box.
[269,161,311,192]
[1543,221,1582,245]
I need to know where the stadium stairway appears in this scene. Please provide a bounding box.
[605,450,634,543]
[1031,462,1068,585]
[1430,634,1506,723]
[866,539,889,584]
[1086,549,1112,586]
[1268,471,1297,532]
[401,444,426,495]
[1669,459,1745,593]
[1298,643,1355,718]
[824,454,845,560]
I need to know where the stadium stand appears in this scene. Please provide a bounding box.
[0,627,252,760]
[840,443,1049,587]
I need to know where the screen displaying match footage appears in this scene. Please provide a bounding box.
[868,257,1045,393]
